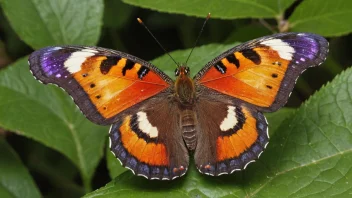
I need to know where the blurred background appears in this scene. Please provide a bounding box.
[0,0,351,197]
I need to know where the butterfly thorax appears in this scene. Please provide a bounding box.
[174,66,196,106]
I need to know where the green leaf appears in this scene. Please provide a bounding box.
[85,165,246,198]
[87,43,352,197]
[122,0,295,19]
[265,108,295,136]
[252,68,352,197]
[0,138,41,198]
[0,0,104,49]
[26,140,85,197]
[225,24,272,44]
[104,0,135,29]
[0,58,108,192]
[289,0,352,36]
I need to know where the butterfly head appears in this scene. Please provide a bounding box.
[174,65,195,105]
[175,65,190,77]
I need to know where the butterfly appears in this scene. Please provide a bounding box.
[29,32,328,180]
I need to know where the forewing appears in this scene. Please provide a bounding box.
[29,46,172,125]
[194,97,268,176]
[195,33,328,112]
[109,94,189,180]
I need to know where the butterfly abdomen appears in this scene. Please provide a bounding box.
[181,110,197,150]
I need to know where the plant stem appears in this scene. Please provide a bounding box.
[259,18,276,33]
[82,174,92,193]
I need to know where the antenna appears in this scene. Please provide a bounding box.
[137,18,179,67]
[185,13,211,64]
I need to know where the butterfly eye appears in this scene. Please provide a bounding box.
[185,67,190,74]
[175,68,180,76]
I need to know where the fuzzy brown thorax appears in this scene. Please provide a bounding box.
[174,66,196,105]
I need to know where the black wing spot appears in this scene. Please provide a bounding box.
[215,61,227,74]
[100,56,121,74]
[137,66,150,79]
[82,73,88,77]
[122,59,135,76]
[266,85,273,89]
[240,49,261,64]
[226,53,240,68]
[96,95,101,99]
[90,83,96,88]
[271,73,278,78]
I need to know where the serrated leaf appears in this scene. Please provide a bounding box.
[0,0,104,49]
[251,68,352,197]
[0,138,41,198]
[123,0,295,19]
[0,58,108,191]
[289,0,352,36]
[89,43,352,197]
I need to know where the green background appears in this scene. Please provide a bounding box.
[0,0,351,197]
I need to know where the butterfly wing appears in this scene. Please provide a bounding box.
[29,46,172,125]
[193,33,328,175]
[109,93,189,180]
[194,33,329,112]
[194,96,268,175]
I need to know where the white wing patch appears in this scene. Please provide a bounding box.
[220,106,238,131]
[261,39,295,60]
[64,49,97,73]
[137,111,158,138]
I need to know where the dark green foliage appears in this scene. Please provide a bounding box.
[0,138,40,198]
[0,0,351,197]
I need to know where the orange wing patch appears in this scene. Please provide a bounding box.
[72,56,169,119]
[216,107,258,161]
[119,116,168,166]
[199,47,289,107]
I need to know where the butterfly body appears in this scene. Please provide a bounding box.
[29,33,328,180]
